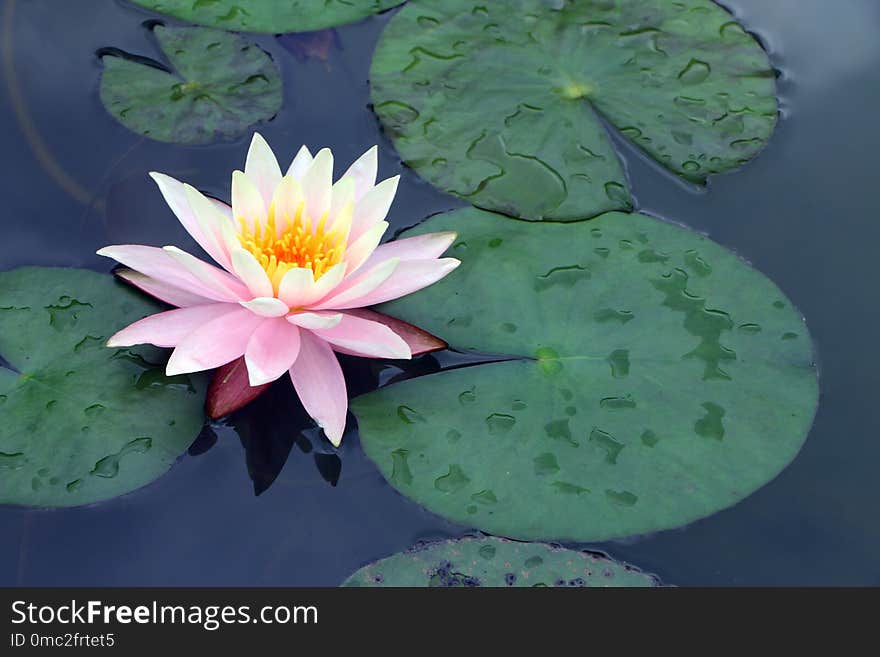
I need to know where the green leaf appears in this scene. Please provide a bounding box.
[351,208,818,541]
[99,25,282,144]
[0,268,206,507]
[370,0,777,220]
[130,0,404,33]
[343,536,659,586]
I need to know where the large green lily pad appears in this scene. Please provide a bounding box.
[130,0,404,33]
[99,25,282,144]
[0,268,206,507]
[351,208,818,541]
[370,0,777,220]
[343,536,659,586]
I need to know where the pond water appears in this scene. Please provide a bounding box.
[1,0,878,586]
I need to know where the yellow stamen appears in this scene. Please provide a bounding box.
[237,200,346,293]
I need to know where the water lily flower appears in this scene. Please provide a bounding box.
[97,134,459,446]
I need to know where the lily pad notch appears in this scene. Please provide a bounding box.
[352,207,818,542]
[370,0,779,220]
[99,24,282,144]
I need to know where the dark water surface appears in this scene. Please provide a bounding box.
[1,0,878,586]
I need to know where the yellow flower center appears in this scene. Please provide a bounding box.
[237,202,346,293]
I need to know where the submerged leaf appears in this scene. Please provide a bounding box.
[371,0,777,219]
[343,536,659,587]
[352,208,818,541]
[0,268,206,507]
[99,25,282,144]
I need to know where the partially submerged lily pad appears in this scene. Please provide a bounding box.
[99,25,282,144]
[371,0,777,219]
[0,268,206,507]
[352,208,818,541]
[130,0,404,33]
[343,536,659,586]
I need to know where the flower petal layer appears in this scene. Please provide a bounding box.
[163,246,251,301]
[288,311,342,330]
[244,132,282,210]
[115,269,212,308]
[107,303,236,348]
[322,258,460,310]
[97,245,243,302]
[309,257,399,310]
[232,170,267,232]
[289,331,348,446]
[313,312,411,359]
[340,145,377,202]
[239,297,290,318]
[287,145,313,180]
[167,306,264,375]
[149,172,234,271]
[349,175,399,243]
[302,148,333,226]
[244,318,301,386]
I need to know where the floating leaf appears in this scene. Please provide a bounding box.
[370,0,777,219]
[204,308,447,419]
[352,209,818,541]
[0,268,206,507]
[130,0,404,33]
[343,536,659,586]
[99,25,282,144]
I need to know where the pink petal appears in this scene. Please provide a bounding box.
[107,303,236,348]
[308,257,399,310]
[340,145,377,201]
[244,132,282,209]
[183,182,240,271]
[239,297,290,318]
[230,248,273,298]
[206,357,270,419]
[163,246,251,301]
[343,220,388,275]
[288,311,342,330]
[302,148,333,226]
[277,263,345,309]
[349,175,399,243]
[98,245,240,303]
[232,170,267,232]
[244,318,301,386]
[365,231,457,267]
[286,145,313,180]
[344,308,447,356]
[115,268,212,308]
[326,258,459,309]
[166,307,264,375]
[148,172,232,271]
[312,312,411,359]
[289,331,348,446]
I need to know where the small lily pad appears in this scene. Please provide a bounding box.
[371,0,777,219]
[352,208,819,541]
[343,536,659,586]
[0,268,206,507]
[130,0,404,33]
[99,24,282,144]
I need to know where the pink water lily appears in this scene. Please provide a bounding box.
[98,134,459,446]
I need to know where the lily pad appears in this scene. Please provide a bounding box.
[130,0,404,33]
[351,208,818,541]
[99,25,282,144]
[370,0,777,220]
[0,268,206,507]
[343,536,659,586]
